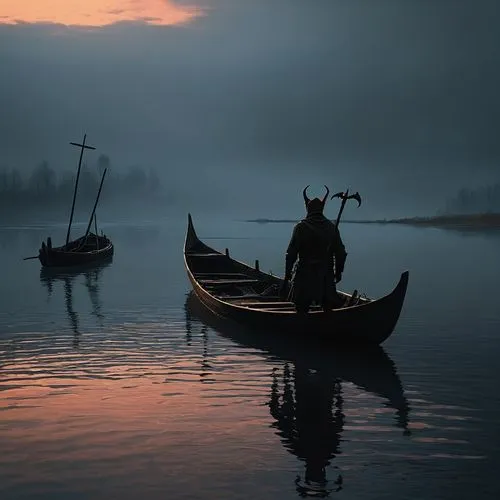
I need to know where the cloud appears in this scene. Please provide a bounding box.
[0,0,499,216]
[0,0,204,28]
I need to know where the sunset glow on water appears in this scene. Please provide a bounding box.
[0,0,204,27]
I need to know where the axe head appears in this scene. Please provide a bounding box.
[331,190,362,207]
[351,191,362,207]
[331,191,345,200]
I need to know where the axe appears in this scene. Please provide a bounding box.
[331,189,362,227]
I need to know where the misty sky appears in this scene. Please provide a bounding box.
[1,0,499,218]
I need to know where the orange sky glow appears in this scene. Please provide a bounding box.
[0,0,204,27]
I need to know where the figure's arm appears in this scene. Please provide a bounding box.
[285,225,300,280]
[333,226,347,279]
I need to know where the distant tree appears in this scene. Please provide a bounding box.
[29,161,56,195]
[58,170,75,196]
[444,182,500,214]
[78,164,99,200]
[0,166,8,192]
[97,154,111,177]
[10,168,23,193]
[124,166,147,195]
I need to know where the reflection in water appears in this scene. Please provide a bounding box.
[84,268,104,323]
[270,364,344,496]
[184,292,411,497]
[0,0,204,28]
[62,276,80,347]
[40,261,110,346]
[184,298,213,382]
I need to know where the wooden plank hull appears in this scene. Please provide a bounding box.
[38,233,114,269]
[184,214,409,345]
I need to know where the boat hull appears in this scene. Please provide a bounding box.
[183,214,409,345]
[38,234,114,269]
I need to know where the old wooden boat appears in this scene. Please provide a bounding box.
[184,213,409,345]
[38,233,113,268]
[25,134,114,269]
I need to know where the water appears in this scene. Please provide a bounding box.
[1,217,499,499]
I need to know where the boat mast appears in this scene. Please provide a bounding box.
[66,133,96,245]
[94,214,99,250]
[83,168,107,241]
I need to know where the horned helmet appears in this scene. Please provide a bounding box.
[303,185,330,214]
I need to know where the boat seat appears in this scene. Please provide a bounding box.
[194,273,250,279]
[249,305,324,312]
[235,301,294,307]
[220,295,281,301]
[199,279,260,286]
[187,253,225,257]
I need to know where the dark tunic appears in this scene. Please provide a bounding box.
[285,213,347,309]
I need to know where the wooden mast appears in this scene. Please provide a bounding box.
[83,168,107,241]
[66,133,96,245]
[94,214,99,250]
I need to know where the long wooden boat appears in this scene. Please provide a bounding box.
[25,134,114,269]
[38,232,113,268]
[184,213,409,345]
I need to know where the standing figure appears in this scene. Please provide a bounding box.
[283,185,347,313]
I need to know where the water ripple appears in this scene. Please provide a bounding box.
[1,221,499,498]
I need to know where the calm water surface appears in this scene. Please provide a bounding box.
[1,217,499,499]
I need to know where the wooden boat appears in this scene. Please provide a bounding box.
[184,213,409,345]
[38,232,113,268]
[25,134,114,269]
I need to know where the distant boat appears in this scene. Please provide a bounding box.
[25,134,114,268]
[184,213,409,345]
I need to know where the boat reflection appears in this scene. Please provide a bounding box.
[184,291,411,497]
[40,259,111,346]
[184,297,213,382]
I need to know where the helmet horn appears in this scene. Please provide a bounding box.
[321,185,330,204]
[303,185,310,205]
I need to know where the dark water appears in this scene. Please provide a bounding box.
[1,217,499,499]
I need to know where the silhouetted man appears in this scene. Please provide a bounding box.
[282,185,347,313]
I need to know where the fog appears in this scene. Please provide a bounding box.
[1,0,499,220]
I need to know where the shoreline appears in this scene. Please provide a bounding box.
[245,213,500,229]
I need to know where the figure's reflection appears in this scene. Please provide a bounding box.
[184,292,411,497]
[270,363,344,495]
[40,260,111,347]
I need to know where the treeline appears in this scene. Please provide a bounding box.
[443,183,500,214]
[0,154,164,211]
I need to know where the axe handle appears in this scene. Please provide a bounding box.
[335,197,347,227]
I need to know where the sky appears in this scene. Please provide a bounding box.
[1,0,499,218]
